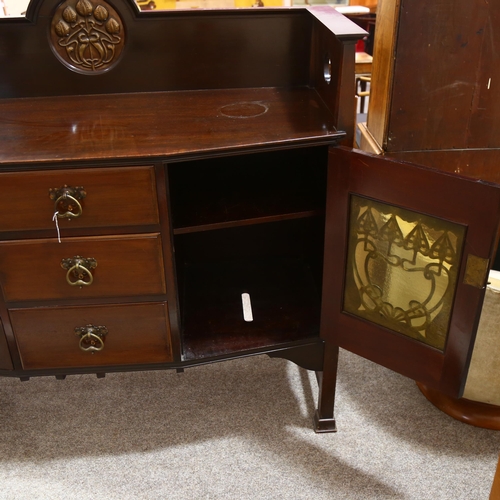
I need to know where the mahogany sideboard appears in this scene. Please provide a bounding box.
[0,0,499,432]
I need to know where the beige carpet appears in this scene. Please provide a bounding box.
[0,349,498,499]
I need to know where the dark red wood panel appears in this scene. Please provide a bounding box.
[0,166,159,232]
[11,302,173,369]
[386,149,500,185]
[0,5,311,98]
[322,147,500,397]
[0,233,166,302]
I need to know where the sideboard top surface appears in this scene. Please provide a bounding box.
[0,87,344,166]
[0,1,364,166]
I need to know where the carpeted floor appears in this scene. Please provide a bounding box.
[0,349,498,499]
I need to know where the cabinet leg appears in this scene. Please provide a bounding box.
[313,344,339,433]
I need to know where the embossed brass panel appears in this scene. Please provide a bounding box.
[343,196,466,351]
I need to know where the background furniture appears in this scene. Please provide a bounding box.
[360,0,500,177]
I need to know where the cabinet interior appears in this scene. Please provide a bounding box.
[167,147,328,360]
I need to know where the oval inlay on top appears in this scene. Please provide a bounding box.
[220,102,269,119]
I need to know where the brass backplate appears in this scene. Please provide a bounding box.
[463,254,489,289]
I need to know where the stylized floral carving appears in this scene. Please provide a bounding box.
[50,0,125,73]
[93,4,109,21]
[62,6,78,22]
[55,20,71,37]
[76,0,93,16]
[105,17,120,34]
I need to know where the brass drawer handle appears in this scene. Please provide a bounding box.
[61,256,97,286]
[49,185,86,219]
[75,324,108,353]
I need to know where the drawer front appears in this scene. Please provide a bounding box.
[10,302,173,370]
[0,234,166,302]
[0,166,159,233]
[0,320,13,370]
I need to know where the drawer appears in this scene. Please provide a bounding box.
[0,320,13,370]
[0,166,159,233]
[10,302,173,370]
[0,234,166,302]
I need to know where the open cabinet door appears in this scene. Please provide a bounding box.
[315,147,500,432]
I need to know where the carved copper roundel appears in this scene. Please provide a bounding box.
[50,0,125,74]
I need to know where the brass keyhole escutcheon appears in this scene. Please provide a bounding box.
[61,256,97,286]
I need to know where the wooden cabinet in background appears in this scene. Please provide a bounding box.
[362,0,500,182]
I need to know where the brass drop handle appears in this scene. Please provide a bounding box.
[49,185,86,219]
[75,324,108,353]
[61,256,97,286]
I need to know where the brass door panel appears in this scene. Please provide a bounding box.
[344,195,466,351]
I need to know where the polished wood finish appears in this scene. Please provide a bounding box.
[11,302,173,369]
[364,0,398,149]
[365,0,500,182]
[0,88,345,166]
[2,9,311,98]
[322,147,500,397]
[0,233,165,302]
[385,150,500,186]
[0,2,364,400]
[384,1,499,153]
[0,167,159,232]
[0,5,364,151]
[417,383,500,431]
[309,7,364,147]
[1,0,498,435]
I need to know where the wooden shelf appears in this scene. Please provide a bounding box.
[181,256,321,360]
[169,147,328,234]
[172,211,324,235]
